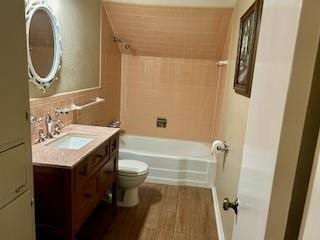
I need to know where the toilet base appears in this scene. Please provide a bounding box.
[117,187,140,207]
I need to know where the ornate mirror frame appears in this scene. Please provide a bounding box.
[25,0,62,92]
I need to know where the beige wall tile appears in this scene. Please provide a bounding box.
[103,2,233,60]
[120,55,218,142]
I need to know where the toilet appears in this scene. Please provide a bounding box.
[117,159,149,207]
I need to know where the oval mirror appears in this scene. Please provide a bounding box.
[26,0,62,92]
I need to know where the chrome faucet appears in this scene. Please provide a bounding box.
[45,112,54,139]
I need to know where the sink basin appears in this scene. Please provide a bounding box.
[47,133,96,150]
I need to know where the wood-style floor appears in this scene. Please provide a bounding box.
[77,183,218,240]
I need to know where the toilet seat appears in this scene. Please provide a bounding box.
[118,160,149,176]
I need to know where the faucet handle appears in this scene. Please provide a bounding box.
[56,119,64,127]
[53,119,65,135]
[39,128,45,138]
[108,120,121,128]
[30,113,43,125]
[36,128,46,143]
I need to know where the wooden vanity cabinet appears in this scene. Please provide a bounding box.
[34,133,119,240]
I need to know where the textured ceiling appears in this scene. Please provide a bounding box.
[103,2,233,60]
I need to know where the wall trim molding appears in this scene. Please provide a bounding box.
[146,176,211,188]
[212,186,225,240]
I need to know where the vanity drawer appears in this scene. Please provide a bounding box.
[97,155,117,193]
[110,134,119,157]
[0,144,27,208]
[87,144,109,177]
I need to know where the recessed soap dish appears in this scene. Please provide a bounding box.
[156,117,167,128]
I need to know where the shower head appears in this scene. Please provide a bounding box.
[113,36,130,50]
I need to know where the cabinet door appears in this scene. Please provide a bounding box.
[0,190,35,240]
[0,1,29,149]
[0,144,27,208]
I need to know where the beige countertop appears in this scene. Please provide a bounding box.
[32,124,119,169]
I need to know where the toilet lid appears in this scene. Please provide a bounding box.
[118,160,149,175]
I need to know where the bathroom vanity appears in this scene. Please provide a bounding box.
[32,125,119,240]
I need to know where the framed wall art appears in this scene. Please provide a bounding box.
[234,0,263,97]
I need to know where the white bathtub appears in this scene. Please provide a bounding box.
[119,135,216,188]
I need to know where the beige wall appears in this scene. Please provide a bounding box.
[30,8,121,139]
[214,0,320,238]
[29,0,101,97]
[120,55,219,142]
[265,0,320,236]
[213,0,254,239]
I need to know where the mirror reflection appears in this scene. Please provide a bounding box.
[29,9,54,78]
